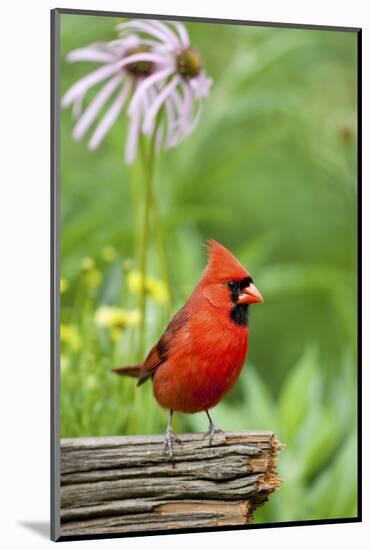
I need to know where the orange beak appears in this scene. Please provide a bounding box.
[238,283,264,305]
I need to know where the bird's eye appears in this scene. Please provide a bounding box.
[227,281,239,291]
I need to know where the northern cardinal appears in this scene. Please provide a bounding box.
[113,240,263,458]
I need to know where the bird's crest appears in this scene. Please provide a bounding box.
[204,239,249,282]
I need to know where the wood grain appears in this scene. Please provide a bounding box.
[60,431,282,537]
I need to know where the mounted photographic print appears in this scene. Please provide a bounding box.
[51,8,361,541]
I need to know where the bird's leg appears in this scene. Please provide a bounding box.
[163,410,182,461]
[204,410,224,446]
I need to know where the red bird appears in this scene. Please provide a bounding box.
[113,240,263,457]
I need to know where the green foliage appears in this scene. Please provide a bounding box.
[278,346,319,446]
[59,15,358,525]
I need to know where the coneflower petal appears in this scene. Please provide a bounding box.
[88,81,131,150]
[125,104,142,164]
[164,97,177,148]
[169,21,190,48]
[165,83,196,148]
[72,95,84,119]
[62,53,167,108]
[117,20,176,46]
[128,67,174,117]
[107,35,139,49]
[166,87,184,145]
[72,74,123,140]
[190,71,213,98]
[62,63,121,108]
[67,46,116,64]
[178,81,192,129]
[143,75,180,135]
[144,85,158,116]
[147,20,181,47]
[115,51,168,67]
[187,101,203,135]
[110,37,166,51]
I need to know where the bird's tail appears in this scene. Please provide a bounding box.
[112,364,142,378]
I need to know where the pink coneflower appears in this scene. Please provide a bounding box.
[117,20,212,150]
[62,19,212,164]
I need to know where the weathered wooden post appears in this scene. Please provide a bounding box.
[60,431,282,537]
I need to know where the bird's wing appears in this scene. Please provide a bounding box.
[137,307,188,386]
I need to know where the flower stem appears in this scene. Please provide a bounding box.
[128,162,141,261]
[138,126,158,360]
[139,125,174,316]
[150,191,174,313]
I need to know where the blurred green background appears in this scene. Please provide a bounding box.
[60,15,358,524]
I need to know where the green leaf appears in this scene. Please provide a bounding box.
[307,433,357,519]
[278,346,318,445]
[298,405,343,481]
[240,367,277,431]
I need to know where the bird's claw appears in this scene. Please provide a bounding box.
[203,423,224,446]
[163,428,182,461]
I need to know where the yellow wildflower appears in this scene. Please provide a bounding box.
[101,245,118,262]
[81,256,95,271]
[95,306,141,342]
[60,278,69,293]
[127,270,169,303]
[84,269,102,289]
[95,306,141,328]
[60,324,81,351]
[95,306,140,328]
